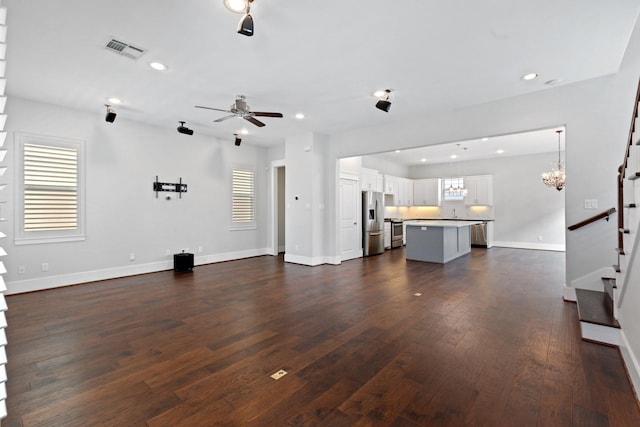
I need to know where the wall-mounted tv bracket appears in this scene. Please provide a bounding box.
[153,176,187,198]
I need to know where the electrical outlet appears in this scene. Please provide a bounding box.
[165,249,171,256]
[18,266,25,274]
[41,263,49,272]
[129,253,135,261]
[198,246,203,253]
[270,369,287,380]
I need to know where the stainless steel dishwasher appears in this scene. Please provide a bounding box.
[470,222,488,247]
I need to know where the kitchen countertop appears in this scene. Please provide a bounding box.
[404,220,483,228]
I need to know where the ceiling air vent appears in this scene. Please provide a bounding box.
[104,37,146,60]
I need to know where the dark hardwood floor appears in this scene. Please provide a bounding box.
[4,247,640,426]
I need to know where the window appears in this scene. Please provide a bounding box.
[443,177,465,201]
[16,133,85,244]
[231,167,255,228]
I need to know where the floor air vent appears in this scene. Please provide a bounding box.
[104,37,146,60]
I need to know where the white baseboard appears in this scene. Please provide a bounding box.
[620,329,640,402]
[6,248,271,295]
[563,284,575,301]
[491,241,566,251]
[284,254,327,266]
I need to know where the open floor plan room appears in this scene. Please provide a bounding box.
[4,248,640,426]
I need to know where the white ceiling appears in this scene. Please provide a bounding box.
[369,126,566,166]
[4,0,640,148]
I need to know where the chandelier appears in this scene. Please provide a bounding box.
[542,130,566,191]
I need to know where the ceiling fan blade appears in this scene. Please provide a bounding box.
[195,105,231,113]
[244,116,266,127]
[252,112,284,118]
[214,115,237,123]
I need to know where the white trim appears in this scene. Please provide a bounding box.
[270,159,285,256]
[6,248,270,295]
[579,321,620,346]
[563,284,576,301]
[284,253,326,266]
[491,241,565,251]
[620,329,640,403]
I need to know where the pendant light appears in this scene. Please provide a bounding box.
[541,130,566,191]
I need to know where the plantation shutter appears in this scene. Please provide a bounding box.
[232,168,255,223]
[23,143,78,231]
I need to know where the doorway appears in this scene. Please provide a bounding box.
[271,160,286,256]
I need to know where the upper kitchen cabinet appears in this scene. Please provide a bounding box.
[383,175,396,195]
[413,178,441,206]
[361,168,383,192]
[397,178,414,206]
[465,175,493,206]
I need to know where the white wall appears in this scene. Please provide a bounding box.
[6,97,270,293]
[362,155,409,178]
[284,132,329,265]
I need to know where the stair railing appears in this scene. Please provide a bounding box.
[567,207,617,231]
[615,77,640,308]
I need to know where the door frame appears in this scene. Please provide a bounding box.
[339,172,363,261]
[270,159,285,256]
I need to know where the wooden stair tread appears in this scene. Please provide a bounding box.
[576,289,620,329]
[614,264,621,273]
[624,203,637,208]
[629,172,640,180]
[619,228,630,234]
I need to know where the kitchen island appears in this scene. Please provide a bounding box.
[405,220,482,264]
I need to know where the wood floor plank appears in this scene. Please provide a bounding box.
[4,247,640,426]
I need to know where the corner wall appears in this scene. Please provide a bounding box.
[5,97,270,294]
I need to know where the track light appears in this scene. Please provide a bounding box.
[237,0,254,36]
[177,121,194,135]
[234,134,242,146]
[105,104,117,123]
[375,89,392,112]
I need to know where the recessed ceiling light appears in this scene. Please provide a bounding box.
[224,0,247,13]
[522,73,538,81]
[149,62,168,71]
[107,97,123,105]
[497,149,505,154]
[421,158,427,162]
[450,154,457,159]
[481,137,489,142]
[373,90,387,97]
[239,128,249,135]
[294,113,305,119]
[395,150,401,153]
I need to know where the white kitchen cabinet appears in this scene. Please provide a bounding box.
[465,175,493,206]
[383,175,396,195]
[395,178,413,206]
[413,178,441,206]
[360,168,383,192]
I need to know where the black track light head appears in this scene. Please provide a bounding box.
[177,121,194,135]
[237,0,254,36]
[234,134,242,146]
[105,104,116,123]
[375,89,392,112]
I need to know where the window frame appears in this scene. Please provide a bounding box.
[15,132,86,245]
[230,166,256,230]
[442,177,466,202]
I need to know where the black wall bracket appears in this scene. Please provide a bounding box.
[154,176,187,199]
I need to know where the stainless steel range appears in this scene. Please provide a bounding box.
[389,218,404,248]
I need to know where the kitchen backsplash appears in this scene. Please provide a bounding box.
[384,204,494,220]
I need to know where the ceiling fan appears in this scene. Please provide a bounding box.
[195,95,283,127]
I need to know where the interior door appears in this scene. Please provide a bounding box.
[340,177,361,261]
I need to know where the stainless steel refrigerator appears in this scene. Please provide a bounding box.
[362,191,385,256]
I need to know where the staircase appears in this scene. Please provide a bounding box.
[572,78,640,346]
